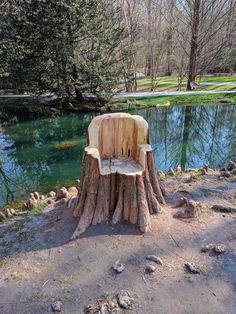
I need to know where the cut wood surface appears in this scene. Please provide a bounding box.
[71,113,165,239]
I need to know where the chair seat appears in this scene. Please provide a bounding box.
[101,157,144,175]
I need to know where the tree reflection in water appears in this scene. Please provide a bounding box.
[0,104,236,206]
[137,104,236,171]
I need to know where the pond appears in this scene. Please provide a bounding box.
[0,103,236,207]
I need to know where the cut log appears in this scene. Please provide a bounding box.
[71,113,165,239]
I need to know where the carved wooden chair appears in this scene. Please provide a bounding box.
[72,113,165,239]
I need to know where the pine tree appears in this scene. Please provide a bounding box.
[0,0,123,101]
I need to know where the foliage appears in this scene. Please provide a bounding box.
[0,0,124,100]
[53,140,77,150]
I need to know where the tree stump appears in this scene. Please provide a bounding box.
[71,113,165,239]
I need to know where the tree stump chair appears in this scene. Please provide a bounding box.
[71,113,165,239]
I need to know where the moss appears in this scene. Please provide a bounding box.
[0,200,26,225]
[53,140,77,150]
[0,199,48,226]
[27,200,48,217]
[0,199,26,212]
[101,291,113,299]
[127,102,137,110]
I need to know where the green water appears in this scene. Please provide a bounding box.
[0,104,236,206]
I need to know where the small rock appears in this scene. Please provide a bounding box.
[0,211,6,221]
[203,164,209,172]
[112,260,125,273]
[186,168,198,173]
[157,170,165,178]
[56,188,69,200]
[9,208,16,215]
[211,204,236,213]
[75,179,80,189]
[174,200,202,219]
[47,198,55,204]
[185,173,197,183]
[213,245,226,254]
[145,264,157,273]
[227,160,236,171]
[68,186,78,194]
[5,208,13,218]
[85,298,119,314]
[199,168,207,175]
[85,303,100,314]
[27,198,38,210]
[201,243,214,253]
[231,168,236,175]
[67,197,76,209]
[167,168,175,176]
[185,262,200,274]
[146,255,163,265]
[40,195,45,200]
[117,290,133,309]
[175,197,188,208]
[33,192,40,200]
[220,171,231,178]
[23,202,28,209]
[51,300,62,312]
[48,191,56,198]
[55,198,67,207]
[176,166,182,174]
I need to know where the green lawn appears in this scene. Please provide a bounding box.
[128,92,236,107]
[137,75,236,91]
[202,75,236,83]
[199,84,236,91]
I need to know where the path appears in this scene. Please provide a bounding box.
[0,89,235,100]
[115,90,236,98]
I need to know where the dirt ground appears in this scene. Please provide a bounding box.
[0,173,236,314]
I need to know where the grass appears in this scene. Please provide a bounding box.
[202,75,236,83]
[0,199,48,226]
[9,221,25,233]
[28,200,48,216]
[101,291,113,299]
[199,84,236,91]
[137,75,236,91]
[0,257,10,268]
[129,92,236,107]
[9,270,23,281]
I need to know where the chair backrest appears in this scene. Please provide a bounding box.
[87,113,150,160]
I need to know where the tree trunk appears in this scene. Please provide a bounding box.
[71,113,165,239]
[145,0,152,77]
[187,0,201,91]
[165,0,175,76]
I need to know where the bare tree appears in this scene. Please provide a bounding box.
[170,0,236,90]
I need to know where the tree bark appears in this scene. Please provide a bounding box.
[187,0,201,91]
[145,0,152,77]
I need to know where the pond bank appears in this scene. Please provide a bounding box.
[1,161,236,221]
[0,92,235,123]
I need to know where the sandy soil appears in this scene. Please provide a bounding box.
[0,173,236,314]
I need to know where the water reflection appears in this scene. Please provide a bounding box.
[0,104,236,206]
